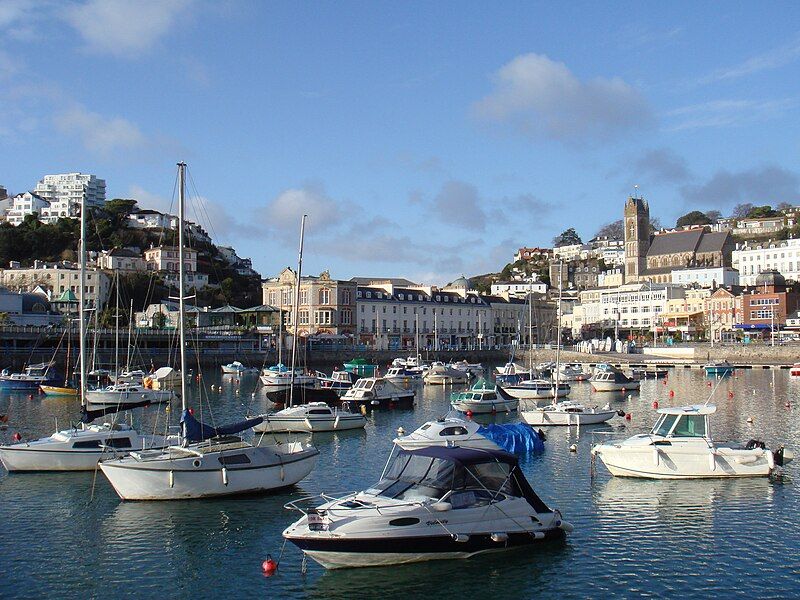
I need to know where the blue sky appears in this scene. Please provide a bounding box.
[2,1,800,283]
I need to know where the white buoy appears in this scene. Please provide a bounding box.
[747,416,754,424]
[569,444,577,452]
[396,427,405,436]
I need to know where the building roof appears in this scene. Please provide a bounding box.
[350,276,419,286]
[695,231,730,254]
[754,269,786,288]
[647,229,704,256]
[243,304,280,313]
[107,247,141,258]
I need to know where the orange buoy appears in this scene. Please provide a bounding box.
[707,381,713,387]
[261,554,277,576]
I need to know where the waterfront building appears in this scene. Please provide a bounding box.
[5,192,50,225]
[0,260,111,309]
[735,270,799,334]
[662,287,711,339]
[0,287,62,326]
[263,269,357,337]
[670,266,739,288]
[34,172,105,222]
[733,238,800,286]
[96,248,147,272]
[704,287,739,337]
[490,279,547,297]
[624,196,733,283]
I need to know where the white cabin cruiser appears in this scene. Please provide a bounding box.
[451,381,517,414]
[449,360,484,378]
[260,364,316,392]
[221,361,259,375]
[521,400,622,427]
[252,402,366,433]
[497,379,570,400]
[589,366,639,392]
[316,370,357,391]
[394,418,502,451]
[591,404,794,479]
[340,377,415,410]
[85,383,174,409]
[553,363,590,382]
[424,362,469,385]
[283,446,572,569]
[384,366,421,386]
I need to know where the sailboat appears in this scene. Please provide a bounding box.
[0,195,175,472]
[99,163,319,500]
[41,322,78,396]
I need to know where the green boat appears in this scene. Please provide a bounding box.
[343,358,378,376]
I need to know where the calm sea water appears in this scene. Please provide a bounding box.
[1,366,799,599]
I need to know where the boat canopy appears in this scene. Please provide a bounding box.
[80,398,153,423]
[375,446,551,513]
[656,404,716,415]
[477,423,544,455]
[180,409,264,442]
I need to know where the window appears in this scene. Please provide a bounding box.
[342,290,352,304]
[341,309,352,325]
[671,415,707,437]
[299,310,310,325]
[299,289,308,305]
[218,453,252,465]
[652,414,678,436]
[319,288,330,304]
[314,310,332,325]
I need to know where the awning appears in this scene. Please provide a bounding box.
[733,323,773,330]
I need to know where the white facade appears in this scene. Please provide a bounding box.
[144,246,198,273]
[129,210,175,229]
[670,267,740,288]
[6,192,50,226]
[96,249,147,272]
[553,243,591,261]
[597,247,625,267]
[491,280,548,297]
[732,238,800,285]
[34,173,105,222]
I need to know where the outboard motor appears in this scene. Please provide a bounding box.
[774,446,795,466]
[746,439,766,450]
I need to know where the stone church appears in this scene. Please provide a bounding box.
[623,196,733,284]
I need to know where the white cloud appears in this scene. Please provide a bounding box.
[473,53,653,142]
[665,98,797,131]
[431,181,486,231]
[62,0,192,58]
[698,34,800,85]
[54,105,146,156]
[681,166,800,208]
[264,185,350,238]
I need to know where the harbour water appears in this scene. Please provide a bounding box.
[1,367,799,599]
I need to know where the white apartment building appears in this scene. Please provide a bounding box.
[733,239,800,286]
[490,280,548,297]
[144,246,198,273]
[96,248,147,272]
[6,192,50,225]
[671,266,739,288]
[34,173,105,222]
[0,261,111,309]
[128,210,213,245]
[553,243,591,262]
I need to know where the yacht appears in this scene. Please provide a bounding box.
[451,381,517,414]
[393,417,544,454]
[339,377,415,410]
[85,383,174,409]
[0,363,57,391]
[521,400,622,427]
[260,364,316,392]
[553,363,590,382]
[282,446,573,569]
[252,402,366,433]
[497,379,570,400]
[316,370,358,391]
[589,365,640,392]
[221,361,259,375]
[424,362,469,385]
[591,404,794,479]
[384,366,421,386]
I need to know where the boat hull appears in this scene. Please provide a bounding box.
[451,398,518,414]
[253,414,366,433]
[590,380,640,392]
[521,409,616,426]
[85,389,173,408]
[500,386,569,400]
[40,385,78,396]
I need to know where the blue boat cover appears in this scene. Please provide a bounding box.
[180,409,264,442]
[477,423,545,455]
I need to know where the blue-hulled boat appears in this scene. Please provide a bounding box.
[704,361,735,376]
[0,362,58,390]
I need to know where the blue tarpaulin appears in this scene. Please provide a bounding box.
[180,409,263,442]
[477,423,545,455]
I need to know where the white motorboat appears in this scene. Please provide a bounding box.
[384,366,421,386]
[252,402,366,433]
[85,383,174,408]
[449,360,484,378]
[451,381,517,414]
[340,377,415,410]
[521,400,622,427]
[145,366,183,390]
[221,361,259,375]
[393,417,501,451]
[553,363,590,382]
[589,366,640,392]
[591,404,794,479]
[316,370,357,391]
[282,446,572,569]
[424,362,469,385]
[260,364,316,391]
[99,166,319,501]
[497,379,570,400]
[115,369,146,384]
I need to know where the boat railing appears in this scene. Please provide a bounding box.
[589,429,636,447]
[284,492,433,516]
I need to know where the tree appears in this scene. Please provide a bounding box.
[732,203,754,219]
[777,202,793,212]
[705,210,722,223]
[594,219,623,240]
[152,311,167,329]
[676,211,712,228]
[649,217,662,234]
[552,228,582,247]
[746,205,778,218]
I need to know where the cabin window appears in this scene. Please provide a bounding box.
[72,440,100,449]
[652,414,679,436]
[440,426,468,436]
[671,415,707,437]
[105,437,132,449]
[218,453,251,466]
[308,409,332,415]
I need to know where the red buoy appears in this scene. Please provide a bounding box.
[707,381,713,387]
[652,401,659,409]
[188,408,195,415]
[728,391,734,399]
[466,410,474,419]
[261,555,277,576]
[12,432,21,442]
[669,390,675,398]
[625,413,632,420]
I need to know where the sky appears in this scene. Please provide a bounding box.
[2,1,800,284]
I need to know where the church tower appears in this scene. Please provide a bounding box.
[624,196,650,282]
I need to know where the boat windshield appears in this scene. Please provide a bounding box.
[652,414,678,436]
[353,379,374,390]
[671,414,707,437]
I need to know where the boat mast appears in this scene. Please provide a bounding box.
[178,162,188,419]
[78,196,87,407]
[528,291,533,373]
[553,260,564,401]
[288,215,307,408]
[114,271,120,377]
[126,299,133,371]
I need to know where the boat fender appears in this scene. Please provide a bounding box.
[558,521,574,533]
[360,405,367,416]
[746,439,765,450]
[280,466,285,481]
[262,554,277,576]
[652,447,659,466]
[222,467,228,486]
[304,417,312,430]
[451,534,469,543]
[531,531,546,540]
[169,470,174,488]
[334,416,340,430]
[490,532,508,543]
[709,452,716,471]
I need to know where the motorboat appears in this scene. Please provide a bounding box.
[145,366,183,390]
[449,360,484,378]
[424,362,469,385]
[260,363,316,391]
[591,404,794,479]
[451,380,517,414]
[339,377,415,410]
[85,383,174,409]
[316,370,358,391]
[115,369,146,384]
[589,366,639,392]
[343,358,378,377]
[553,363,590,382]
[0,363,57,391]
[282,446,572,569]
[495,362,532,377]
[252,401,366,433]
[221,361,259,375]
[98,166,319,501]
[393,417,544,454]
[791,363,800,377]
[521,400,622,427]
[629,366,669,380]
[704,361,735,376]
[0,400,176,472]
[384,366,421,386]
[497,379,570,400]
